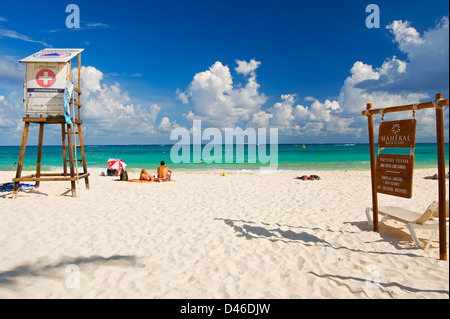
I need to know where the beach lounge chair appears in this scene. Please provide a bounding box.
[365,201,449,250]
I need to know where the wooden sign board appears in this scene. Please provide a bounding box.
[376,154,414,198]
[378,119,416,148]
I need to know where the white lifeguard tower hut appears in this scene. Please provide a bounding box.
[12,48,90,198]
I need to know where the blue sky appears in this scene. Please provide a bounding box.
[0,0,448,145]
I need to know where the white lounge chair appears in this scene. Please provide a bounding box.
[365,201,449,250]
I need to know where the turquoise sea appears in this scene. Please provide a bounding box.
[0,143,448,173]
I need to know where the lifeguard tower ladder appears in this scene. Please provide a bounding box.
[12,49,90,198]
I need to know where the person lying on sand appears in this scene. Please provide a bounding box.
[157,161,172,182]
[297,175,321,181]
[140,169,155,181]
[424,172,450,180]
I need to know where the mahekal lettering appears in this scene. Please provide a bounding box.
[180,303,214,316]
[379,134,411,143]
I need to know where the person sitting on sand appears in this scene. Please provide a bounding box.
[140,169,154,181]
[157,161,172,182]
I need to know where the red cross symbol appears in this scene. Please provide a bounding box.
[36,69,56,87]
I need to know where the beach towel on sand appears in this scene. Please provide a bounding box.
[0,182,34,192]
[124,179,175,183]
[127,179,153,183]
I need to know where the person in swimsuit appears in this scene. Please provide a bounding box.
[297,175,320,180]
[140,169,154,181]
[157,161,172,182]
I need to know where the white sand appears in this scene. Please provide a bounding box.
[0,168,448,299]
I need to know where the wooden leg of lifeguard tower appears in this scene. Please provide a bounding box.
[66,123,77,198]
[35,123,44,188]
[12,122,30,198]
[77,123,90,190]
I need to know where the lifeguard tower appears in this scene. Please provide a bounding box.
[12,48,90,198]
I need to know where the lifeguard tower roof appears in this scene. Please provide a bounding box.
[20,48,84,63]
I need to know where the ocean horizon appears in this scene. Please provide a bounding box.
[0,143,448,173]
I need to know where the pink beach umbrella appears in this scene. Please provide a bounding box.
[107,158,127,171]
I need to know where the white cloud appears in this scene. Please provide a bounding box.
[0,54,24,84]
[0,95,11,127]
[248,94,360,137]
[247,110,273,128]
[73,66,175,137]
[179,60,267,128]
[84,22,111,28]
[108,72,143,78]
[338,17,449,126]
[42,21,114,33]
[352,16,449,95]
[158,116,178,133]
[0,28,51,47]
[335,16,449,141]
[387,20,424,50]
[178,15,448,142]
[179,17,448,142]
[338,59,427,115]
[270,94,297,131]
[243,17,447,141]
[235,59,261,75]
[388,16,449,93]
[176,88,189,104]
[336,16,448,132]
[0,92,23,135]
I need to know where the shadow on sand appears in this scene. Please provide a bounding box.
[0,255,137,287]
[216,218,424,258]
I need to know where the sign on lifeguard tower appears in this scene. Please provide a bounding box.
[20,48,84,115]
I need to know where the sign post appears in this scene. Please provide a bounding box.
[363,94,449,260]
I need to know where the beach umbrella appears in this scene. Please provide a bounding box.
[107,158,127,170]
